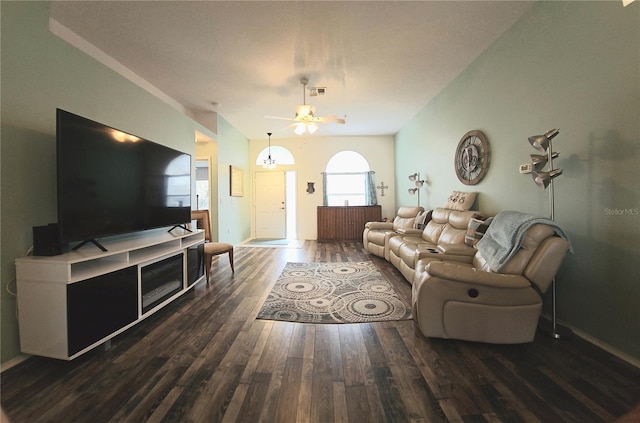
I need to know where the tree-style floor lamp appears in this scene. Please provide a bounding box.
[528,128,564,339]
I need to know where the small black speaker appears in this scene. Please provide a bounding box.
[33,223,63,256]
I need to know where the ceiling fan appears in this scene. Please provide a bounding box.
[265,77,346,135]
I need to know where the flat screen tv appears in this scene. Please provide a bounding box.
[56,109,191,251]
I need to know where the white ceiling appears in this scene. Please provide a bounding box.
[49,1,534,140]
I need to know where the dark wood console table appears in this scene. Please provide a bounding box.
[317,205,382,241]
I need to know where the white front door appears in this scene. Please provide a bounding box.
[254,171,286,239]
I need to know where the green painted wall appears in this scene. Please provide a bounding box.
[215,117,252,245]
[0,1,250,364]
[396,1,640,360]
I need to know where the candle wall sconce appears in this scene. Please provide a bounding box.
[408,172,426,206]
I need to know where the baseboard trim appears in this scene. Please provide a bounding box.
[567,325,640,369]
[540,314,640,369]
[0,354,31,373]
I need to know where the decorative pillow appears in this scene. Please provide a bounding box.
[413,210,433,230]
[465,216,493,247]
[444,191,477,211]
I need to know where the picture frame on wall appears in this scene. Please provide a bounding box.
[230,165,243,197]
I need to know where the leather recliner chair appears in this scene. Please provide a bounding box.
[412,223,569,344]
[363,206,424,260]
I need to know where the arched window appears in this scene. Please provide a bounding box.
[323,151,377,206]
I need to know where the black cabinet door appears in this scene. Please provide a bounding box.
[187,243,204,287]
[67,266,138,355]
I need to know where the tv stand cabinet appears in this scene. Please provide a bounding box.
[15,228,205,360]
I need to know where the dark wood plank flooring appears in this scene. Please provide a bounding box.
[2,241,639,423]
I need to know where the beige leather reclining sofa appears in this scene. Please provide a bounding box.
[387,207,480,283]
[363,205,571,344]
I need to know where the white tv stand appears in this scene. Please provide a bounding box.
[15,227,205,360]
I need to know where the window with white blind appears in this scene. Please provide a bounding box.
[323,151,377,206]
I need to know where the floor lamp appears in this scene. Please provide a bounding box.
[528,128,563,339]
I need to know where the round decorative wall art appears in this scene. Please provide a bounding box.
[454,130,490,185]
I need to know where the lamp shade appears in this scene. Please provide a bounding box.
[408,188,417,195]
[294,123,306,135]
[528,128,559,152]
[408,173,418,181]
[531,152,560,171]
[532,169,563,189]
[308,123,318,134]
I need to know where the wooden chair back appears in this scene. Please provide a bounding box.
[191,209,212,242]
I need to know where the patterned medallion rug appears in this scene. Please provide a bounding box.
[256,261,412,324]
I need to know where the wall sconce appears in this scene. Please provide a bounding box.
[525,128,564,339]
[306,182,315,194]
[408,172,425,206]
[527,128,563,220]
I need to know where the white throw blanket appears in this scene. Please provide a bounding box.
[476,210,573,271]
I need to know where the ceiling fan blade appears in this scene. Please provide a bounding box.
[316,115,346,124]
[264,115,295,121]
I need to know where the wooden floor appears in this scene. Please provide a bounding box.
[2,241,639,423]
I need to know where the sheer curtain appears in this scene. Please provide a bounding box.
[365,171,378,206]
[322,172,328,206]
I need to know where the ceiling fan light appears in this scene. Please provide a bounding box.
[294,123,306,135]
[307,123,318,134]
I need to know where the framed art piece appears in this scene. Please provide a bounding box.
[230,165,244,197]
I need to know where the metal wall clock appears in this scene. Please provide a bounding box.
[454,130,490,185]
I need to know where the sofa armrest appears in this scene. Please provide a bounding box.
[425,261,531,289]
[416,245,474,264]
[365,221,393,230]
[437,243,476,257]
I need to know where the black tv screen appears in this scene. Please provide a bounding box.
[56,109,191,248]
